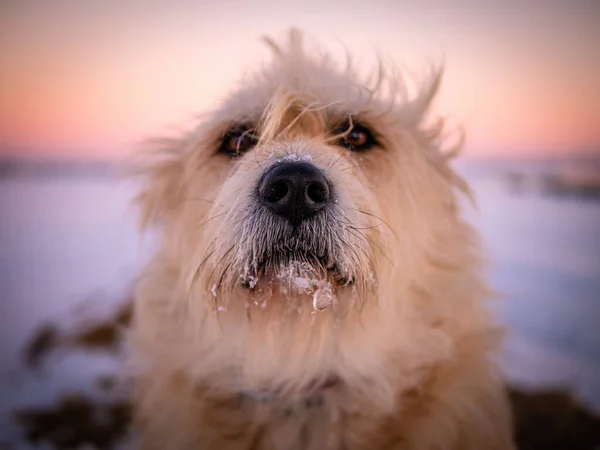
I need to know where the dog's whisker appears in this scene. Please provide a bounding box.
[336,164,361,175]
[217,261,236,294]
[197,211,228,229]
[326,153,346,171]
[337,237,371,310]
[352,207,398,239]
[348,223,383,231]
[183,197,225,208]
[345,225,394,268]
[208,244,238,293]
[186,242,217,303]
[342,232,378,279]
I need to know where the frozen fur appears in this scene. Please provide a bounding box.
[128,29,515,450]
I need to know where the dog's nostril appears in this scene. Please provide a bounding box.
[258,161,332,225]
[264,180,289,203]
[307,182,328,204]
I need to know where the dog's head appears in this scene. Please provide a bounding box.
[134,29,476,388]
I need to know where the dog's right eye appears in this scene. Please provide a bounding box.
[219,127,258,157]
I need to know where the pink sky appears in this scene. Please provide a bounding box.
[1,0,599,160]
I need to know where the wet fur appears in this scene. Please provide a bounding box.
[128,29,515,449]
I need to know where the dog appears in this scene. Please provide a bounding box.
[128,29,515,450]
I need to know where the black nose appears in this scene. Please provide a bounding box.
[258,161,331,224]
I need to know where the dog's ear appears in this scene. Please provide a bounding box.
[130,137,186,232]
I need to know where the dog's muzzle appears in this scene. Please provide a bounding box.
[257,161,331,226]
[236,159,353,291]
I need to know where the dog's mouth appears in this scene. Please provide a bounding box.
[239,251,354,311]
[240,249,355,291]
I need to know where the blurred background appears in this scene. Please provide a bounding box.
[1,0,599,448]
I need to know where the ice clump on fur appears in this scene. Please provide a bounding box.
[293,277,311,290]
[276,261,317,293]
[239,271,259,289]
[247,276,258,289]
[276,261,336,311]
[211,284,217,297]
[312,282,334,311]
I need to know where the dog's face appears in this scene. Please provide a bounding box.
[135,31,472,380]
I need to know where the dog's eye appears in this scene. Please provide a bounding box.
[219,127,258,156]
[338,123,376,151]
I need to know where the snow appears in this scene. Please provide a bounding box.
[312,282,334,311]
[248,276,258,289]
[239,273,258,289]
[293,277,312,290]
[280,153,313,162]
[275,261,337,311]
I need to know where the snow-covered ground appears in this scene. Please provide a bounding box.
[1,160,599,446]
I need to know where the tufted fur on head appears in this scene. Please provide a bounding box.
[128,28,514,450]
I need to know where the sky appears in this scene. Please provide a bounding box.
[0,0,599,160]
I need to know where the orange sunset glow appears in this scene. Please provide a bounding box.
[1,0,599,160]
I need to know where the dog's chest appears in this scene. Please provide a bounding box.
[236,392,345,450]
[199,386,401,450]
[263,395,333,448]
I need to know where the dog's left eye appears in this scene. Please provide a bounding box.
[219,127,258,156]
[338,123,376,151]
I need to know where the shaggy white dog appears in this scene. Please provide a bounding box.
[129,29,515,450]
